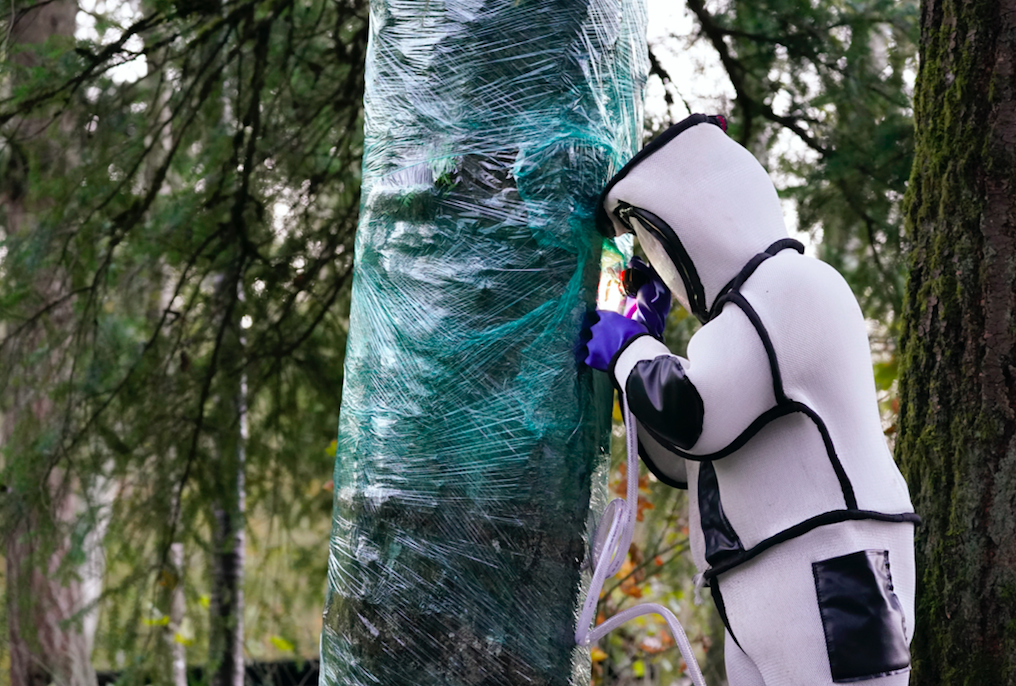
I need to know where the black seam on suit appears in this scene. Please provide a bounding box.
[704,510,922,581]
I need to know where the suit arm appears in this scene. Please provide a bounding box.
[610,304,776,458]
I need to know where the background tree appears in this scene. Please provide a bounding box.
[2,0,367,679]
[895,0,1016,683]
[2,2,111,684]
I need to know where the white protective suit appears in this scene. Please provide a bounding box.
[598,114,919,686]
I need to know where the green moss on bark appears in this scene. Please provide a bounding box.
[896,0,1016,683]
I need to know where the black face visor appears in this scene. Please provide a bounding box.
[614,202,710,323]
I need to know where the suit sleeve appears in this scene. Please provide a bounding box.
[636,416,689,488]
[609,304,776,459]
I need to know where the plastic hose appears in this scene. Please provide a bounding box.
[575,394,708,686]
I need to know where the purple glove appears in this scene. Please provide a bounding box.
[624,256,671,339]
[583,310,648,371]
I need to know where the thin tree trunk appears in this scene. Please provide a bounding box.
[895,0,1016,683]
[209,404,246,686]
[320,1,647,684]
[208,275,247,686]
[205,14,248,681]
[163,542,188,686]
[141,21,189,681]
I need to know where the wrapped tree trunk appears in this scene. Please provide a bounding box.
[320,1,647,684]
[896,0,1016,683]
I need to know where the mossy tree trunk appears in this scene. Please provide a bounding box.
[896,0,1016,683]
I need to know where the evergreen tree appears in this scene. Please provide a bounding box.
[1,0,368,676]
[2,2,108,683]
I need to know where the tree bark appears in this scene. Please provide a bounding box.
[6,475,99,686]
[896,0,1016,683]
[207,275,248,686]
[320,1,647,684]
[3,3,105,685]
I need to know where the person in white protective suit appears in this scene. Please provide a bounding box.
[583,113,919,686]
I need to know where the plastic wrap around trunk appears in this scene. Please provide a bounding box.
[321,1,647,684]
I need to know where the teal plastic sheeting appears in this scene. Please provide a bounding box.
[321,1,647,684]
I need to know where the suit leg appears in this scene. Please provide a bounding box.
[725,629,766,686]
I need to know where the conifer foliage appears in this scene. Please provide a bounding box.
[2,0,368,677]
[656,0,918,329]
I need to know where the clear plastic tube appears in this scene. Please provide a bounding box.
[576,395,708,686]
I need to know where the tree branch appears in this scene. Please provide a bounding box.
[685,0,828,154]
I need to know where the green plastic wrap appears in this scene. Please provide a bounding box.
[321,1,647,684]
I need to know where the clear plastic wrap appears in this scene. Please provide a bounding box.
[321,1,647,684]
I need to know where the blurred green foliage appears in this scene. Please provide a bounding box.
[1,0,367,675]
[652,0,917,332]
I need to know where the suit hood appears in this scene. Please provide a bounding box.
[598,114,789,322]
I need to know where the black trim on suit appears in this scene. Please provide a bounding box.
[699,460,744,566]
[615,204,711,322]
[704,510,921,582]
[613,239,918,581]
[636,439,688,490]
[710,578,744,652]
[596,113,727,237]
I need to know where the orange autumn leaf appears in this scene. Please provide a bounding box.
[619,558,635,577]
[622,583,643,598]
[636,497,655,522]
[612,463,628,496]
[625,545,646,583]
[591,647,608,663]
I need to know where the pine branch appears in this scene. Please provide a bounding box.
[685,0,828,154]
